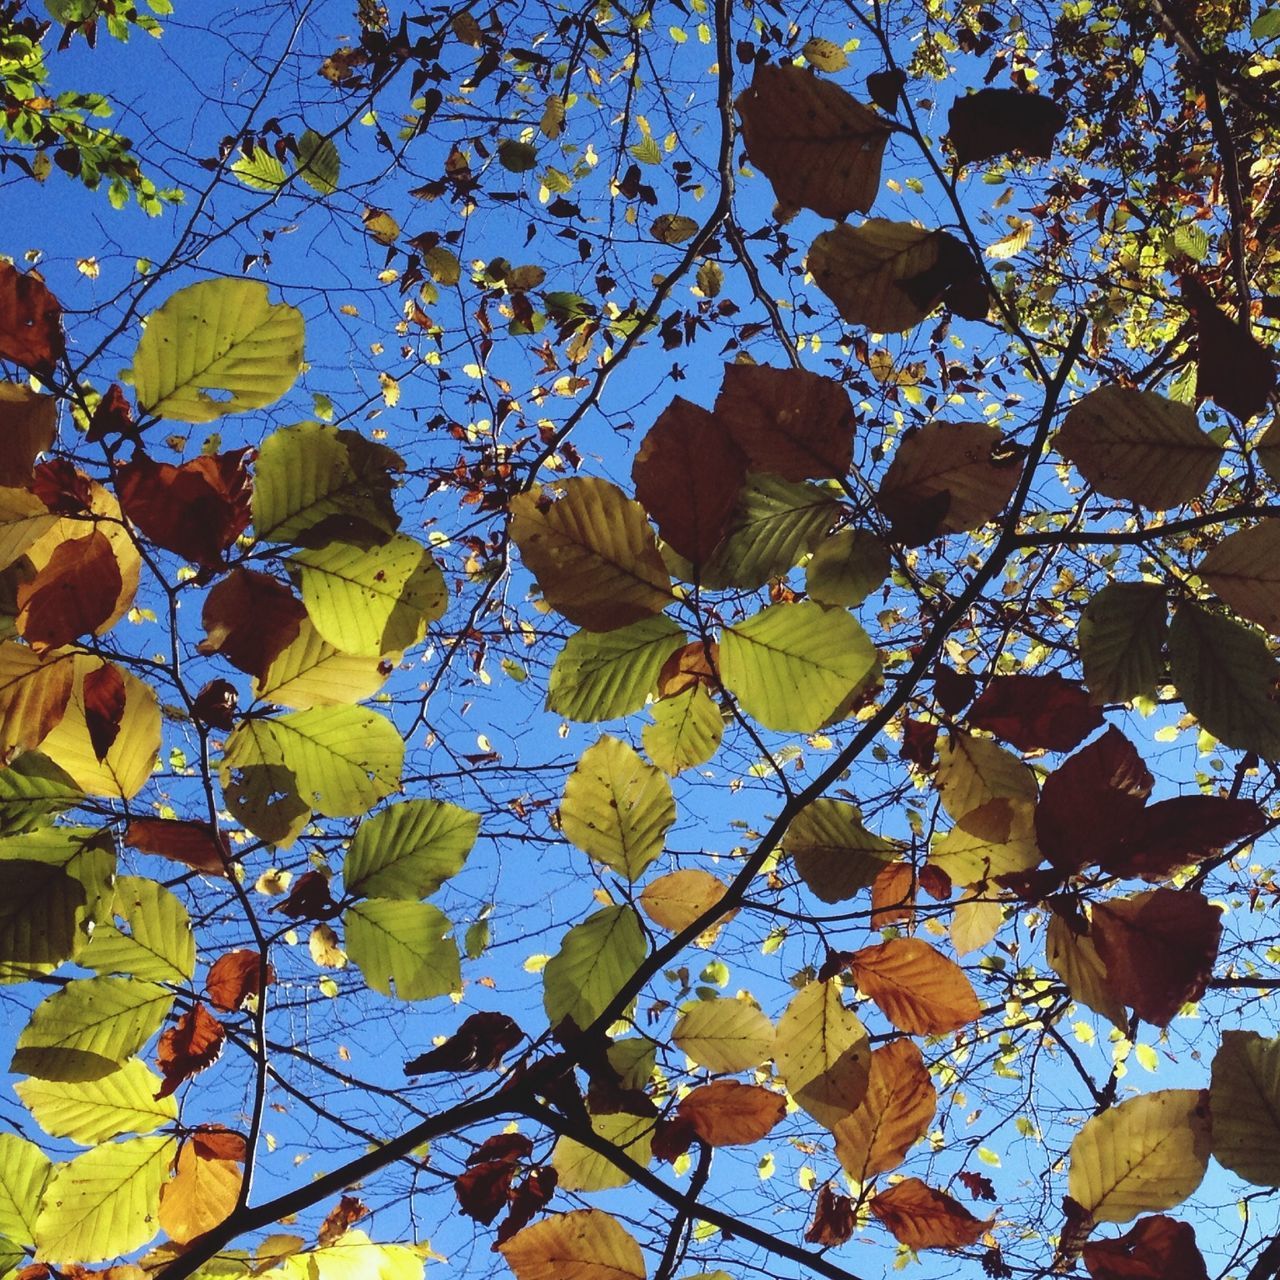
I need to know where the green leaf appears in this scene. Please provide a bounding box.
[344,899,460,1000]
[720,602,877,732]
[0,859,84,975]
[0,752,82,836]
[805,527,890,607]
[345,799,480,899]
[543,905,647,1031]
[701,474,839,591]
[642,685,724,775]
[12,976,174,1082]
[498,139,538,172]
[1210,1030,1280,1186]
[776,981,871,1128]
[673,997,775,1072]
[1253,7,1280,38]
[1197,520,1280,634]
[15,1058,177,1144]
[546,616,685,722]
[253,422,402,547]
[253,617,391,709]
[552,1111,655,1191]
[561,736,676,881]
[1169,602,1280,756]
[78,876,195,983]
[0,1132,51,1248]
[231,147,287,191]
[222,706,403,820]
[781,799,899,903]
[929,797,1040,885]
[125,279,304,422]
[296,129,341,194]
[32,1135,172,1264]
[1078,581,1168,702]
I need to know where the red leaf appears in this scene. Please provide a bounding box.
[468,1134,535,1167]
[155,1003,225,1098]
[1083,1215,1209,1280]
[967,674,1104,752]
[318,1195,367,1246]
[16,531,121,650]
[274,869,335,920]
[866,68,906,113]
[30,459,92,514]
[116,448,253,569]
[457,1161,517,1225]
[632,398,746,566]
[85,384,138,445]
[1103,796,1269,879]
[918,865,951,901]
[1035,727,1153,873]
[900,718,938,767]
[948,89,1066,165]
[0,263,65,377]
[676,1081,786,1146]
[1183,276,1276,422]
[125,818,230,877]
[714,363,856,481]
[651,1115,697,1164]
[493,1167,557,1246]
[805,1184,857,1246]
[206,949,274,1012]
[198,568,306,680]
[404,1011,524,1074]
[1091,888,1223,1027]
[82,662,126,763]
[933,664,977,715]
[958,1170,997,1201]
[870,1177,992,1249]
[192,678,239,730]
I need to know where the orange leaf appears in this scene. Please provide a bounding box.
[677,1081,786,1147]
[869,1177,992,1250]
[0,647,74,766]
[83,662,126,763]
[1082,1215,1209,1280]
[17,530,122,650]
[125,818,230,877]
[849,936,980,1035]
[190,1125,248,1163]
[0,263,64,377]
[158,1139,243,1245]
[155,1003,226,1099]
[638,869,735,937]
[656,641,719,698]
[833,1038,936,1181]
[206,949,274,1012]
[871,862,915,928]
[318,1195,368,1247]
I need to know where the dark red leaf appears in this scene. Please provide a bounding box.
[866,68,906,113]
[82,662,126,763]
[456,1161,517,1225]
[125,817,230,876]
[155,1003,225,1098]
[116,448,253,569]
[1183,276,1276,422]
[467,1134,534,1167]
[493,1167,557,1246]
[1104,796,1270,879]
[0,263,65,377]
[1083,1215,1209,1280]
[948,89,1067,165]
[192,678,239,730]
[404,1011,524,1074]
[805,1184,857,1245]
[900,718,938,767]
[30,459,92,514]
[959,1171,997,1201]
[651,1114,698,1164]
[17,532,121,650]
[898,231,992,322]
[968,674,1104,752]
[85,384,138,445]
[934,664,977,715]
[1035,727,1153,874]
[1091,888,1223,1027]
[198,568,306,680]
[274,869,335,919]
[917,865,951,900]
[206,949,274,1012]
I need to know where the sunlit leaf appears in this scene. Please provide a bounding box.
[344,899,460,1000]
[673,997,774,1072]
[832,1038,936,1181]
[775,981,871,1128]
[15,1058,177,1144]
[499,1209,646,1280]
[1079,581,1168,703]
[781,798,899,903]
[642,685,724,775]
[543,905,647,1032]
[1210,1030,1280,1186]
[547,616,685,723]
[345,799,480,899]
[848,937,980,1035]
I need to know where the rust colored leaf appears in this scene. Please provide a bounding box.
[715,363,857,481]
[199,567,306,680]
[934,664,978,715]
[900,718,938,768]
[959,1171,997,1201]
[1091,888,1222,1027]
[0,384,55,486]
[948,88,1067,165]
[0,650,74,766]
[1183,276,1277,422]
[805,1184,857,1246]
[631,398,745,565]
[848,936,980,1035]
[651,1115,697,1165]
[871,862,914,927]
[967,674,1104,753]
[870,1177,992,1250]
[30,458,93,515]
[125,817,230,877]
[656,641,719,697]
[492,1167,557,1246]
[274,869,335,919]
[458,1161,518,1225]
[832,1038,936,1180]
[318,1194,368,1246]
[17,530,122,650]
[404,1011,524,1074]
[193,678,238,730]
[677,1081,786,1147]
[158,1138,243,1245]
[83,661,126,763]
[1082,1215,1209,1280]
[0,263,65,377]
[155,1003,226,1098]
[85,384,138,445]
[918,865,951,900]
[189,1126,248,1162]
[1035,727,1153,874]
[1104,796,1269,879]
[736,62,891,218]
[206,949,274,1012]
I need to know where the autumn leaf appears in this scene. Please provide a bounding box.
[0,384,55,487]
[17,531,122,651]
[498,1209,645,1280]
[1102,795,1268,879]
[804,1184,857,1245]
[948,88,1067,164]
[205,949,274,1012]
[199,568,307,680]
[124,817,229,877]
[638,869,735,940]
[155,1003,226,1098]
[832,1038,936,1180]
[157,1137,243,1245]
[870,1177,992,1249]
[966,673,1103,752]
[0,264,65,377]
[1082,1215,1209,1280]
[318,1195,368,1246]
[403,1012,523,1074]
[1182,275,1276,422]
[871,862,915,927]
[677,1081,785,1146]
[847,936,980,1035]
[81,662,126,763]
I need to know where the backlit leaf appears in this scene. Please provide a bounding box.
[642,685,724,775]
[775,981,871,1128]
[1079,581,1169,703]
[80,876,195,983]
[344,899,460,1000]
[547,616,685,723]
[638,869,734,938]
[1082,1215,1209,1280]
[15,1058,177,1144]
[297,129,341,195]
[1198,520,1280,633]
[253,616,391,708]
[832,1038,936,1181]
[552,1111,654,1191]
[0,384,55,487]
[543,905,646,1032]
[1046,911,1128,1030]
[869,1178,991,1250]
[345,799,480,899]
[967,674,1103,752]
[848,937,980,1035]
[805,527,890,607]
[782,798,900,903]
[948,88,1066,164]
[499,1209,646,1280]
[677,1082,785,1146]
[0,1131,51,1247]
[157,1138,242,1245]
[673,997,774,1072]
[1209,1030,1280,1186]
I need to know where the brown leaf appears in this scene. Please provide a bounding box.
[198,568,306,680]
[866,68,907,113]
[877,421,1022,544]
[676,1081,786,1146]
[805,1184,857,1246]
[0,384,55,486]
[274,869,335,919]
[85,384,138,445]
[871,862,915,927]
[948,88,1067,165]
[17,530,122,650]
[848,936,980,1034]
[1082,1215,1209,1280]
[1183,276,1276,422]
[958,1170,997,1201]
[0,263,65,377]
[116,449,253,569]
[192,678,238,731]
[155,1003,226,1098]
[1091,887,1222,1027]
[631,398,745,566]
[967,674,1104,753]
[832,1038,936,1180]
[714,363,856,481]
[934,664,978,715]
[124,818,230,877]
[900,718,938,768]
[656,642,719,697]
[404,1011,524,1074]
[736,63,891,218]
[82,662,126,763]
[457,1161,518,1225]
[1103,796,1269,879]
[189,1126,247,1163]
[870,1177,992,1250]
[30,458,92,514]
[206,949,274,1012]
[318,1195,367,1246]
[492,1167,558,1247]
[158,1139,243,1245]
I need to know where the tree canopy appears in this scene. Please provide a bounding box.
[6,1,1280,1279]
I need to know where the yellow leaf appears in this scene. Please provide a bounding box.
[499,1209,645,1280]
[157,1140,242,1245]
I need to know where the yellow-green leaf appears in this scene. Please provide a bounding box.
[345,799,480,899]
[344,899,460,1000]
[15,1058,177,1144]
[543,905,647,1032]
[296,129,341,195]
[1210,1030,1280,1186]
[1078,581,1168,703]
[0,1131,51,1248]
[547,616,685,723]
[673,997,774,1073]
[552,1111,655,1192]
[642,685,724,776]
[782,798,899,903]
[253,617,392,709]
[499,1209,646,1280]
[775,981,870,1129]
[79,876,195,983]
